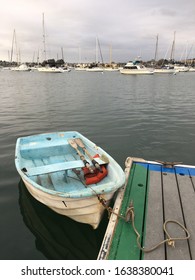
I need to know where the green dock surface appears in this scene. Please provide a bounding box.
[98,159,195,260]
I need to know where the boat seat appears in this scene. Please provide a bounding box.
[20,139,69,150]
[23,158,106,177]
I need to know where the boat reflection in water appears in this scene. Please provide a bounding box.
[18,180,108,260]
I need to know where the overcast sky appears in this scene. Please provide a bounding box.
[0,0,195,63]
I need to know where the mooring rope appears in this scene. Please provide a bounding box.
[98,197,190,253]
[68,172,191,253]
[128,206,191,253]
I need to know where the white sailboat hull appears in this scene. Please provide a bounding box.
[37,67,62,73]
[103,68,119,72]
[86,67,104,72]
[154,69,176,74]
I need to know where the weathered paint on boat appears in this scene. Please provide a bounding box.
[15,131,125,229]
[18,181,105,260]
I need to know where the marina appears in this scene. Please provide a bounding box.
[1,69,195,260]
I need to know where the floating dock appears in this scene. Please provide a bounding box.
[98,157,195,260]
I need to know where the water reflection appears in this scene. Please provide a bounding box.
[18,180,108,260]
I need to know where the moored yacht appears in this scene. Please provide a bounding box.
[74,63,87,71]
[103,67,119,72]
[174,65,189,72]
[154,65,177,74]
[120,60,154,75]
[37,66,62,73]
[86,64,104,72]
[11,64,31,71]
[189,67,195,72]
[86,67,104,72]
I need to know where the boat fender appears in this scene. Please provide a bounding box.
[83,165,108,185]
[82,154,108,185]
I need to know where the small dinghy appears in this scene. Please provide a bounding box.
[15,131,125,229]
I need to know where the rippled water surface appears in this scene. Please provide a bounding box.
[1,69,195,259]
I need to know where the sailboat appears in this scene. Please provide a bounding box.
[10,29,31,72]
[37,13,62,73]
[74,47,87,71]
[38,67,62,73]
[153,34,177,74]
[11,64,31,71]
[174,43,190,72]
[103,45,119,72]
[86,37,104,72]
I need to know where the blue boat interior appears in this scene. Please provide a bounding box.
[16,132,120,195]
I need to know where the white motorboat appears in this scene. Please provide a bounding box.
[120,61,154,75]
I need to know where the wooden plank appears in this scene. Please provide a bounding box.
[176,167,195,259]
[144,164,165,260]
[108,162,148,260]
[162,166,190,260]
[98,159,195,260]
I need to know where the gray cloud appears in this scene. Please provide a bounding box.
[0,0,195,62]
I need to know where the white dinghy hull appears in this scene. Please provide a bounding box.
[15,131,125,229]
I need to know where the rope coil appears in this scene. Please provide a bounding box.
[98,197,190,253]
[129,207,190,253]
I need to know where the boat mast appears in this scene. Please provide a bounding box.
[170,31,176,61]
[154,34,158,63]
[186,43,193,64]
[18,48,21,65]
[184,42,188,64]
[37,49,40,65]
[42,13,47,61]
[10,29,18,63]
[97,37,104,64]
[10,29,15,63]
[95,37,98,63]
[78,46,81,64]
[61,47,64,61]
[109,44,112,65]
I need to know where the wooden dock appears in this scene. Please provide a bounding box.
[98,157,195,260]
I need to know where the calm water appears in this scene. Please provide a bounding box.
[1,69,195,260]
